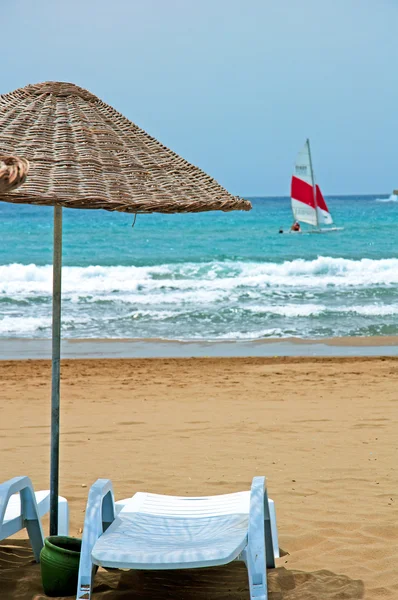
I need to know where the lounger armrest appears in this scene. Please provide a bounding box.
[0,476,44,561]
[77,479,116,599]
[31,492,69,536]
[56,495,69,536]
[248,476,276,569]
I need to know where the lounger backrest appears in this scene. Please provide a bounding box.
[121,491,251,518]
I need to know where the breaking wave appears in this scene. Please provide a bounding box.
[1,257,398,339]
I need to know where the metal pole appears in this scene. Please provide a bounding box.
[50,205,62,535]
[307,138,319,230]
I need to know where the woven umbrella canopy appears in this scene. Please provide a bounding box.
[0,81,251,534]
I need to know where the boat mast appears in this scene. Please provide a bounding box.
[307,138,319,229]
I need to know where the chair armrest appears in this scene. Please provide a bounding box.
[0,476,44,561]
[248,476,276,569]
[78,479,116,595]
[0,476,36,525]
[267,498,279,559]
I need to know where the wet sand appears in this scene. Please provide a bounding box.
[1,356,397,599]
[1,335,398,360]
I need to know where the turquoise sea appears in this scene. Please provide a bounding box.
[0,195,397,341]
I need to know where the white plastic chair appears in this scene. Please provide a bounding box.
[0,476,69,561]
[77,476,278,600]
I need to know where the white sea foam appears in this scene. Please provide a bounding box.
[341,305,398,316]
[1,257,398,301]
[211,328,287,340]
[376,194,398,203]
[1,258,398,338]
[0,315,52,335]
[246,304,326,317]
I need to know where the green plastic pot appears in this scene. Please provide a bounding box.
[40,536,82,597]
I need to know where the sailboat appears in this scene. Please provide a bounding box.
[284,139,343,234]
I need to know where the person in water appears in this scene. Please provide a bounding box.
[291,221,301,232]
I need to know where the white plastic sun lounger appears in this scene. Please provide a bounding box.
[77,476,278,600]
[0,476,69,562]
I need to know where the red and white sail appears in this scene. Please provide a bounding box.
[290,141,333,227]
[315,184,333,225]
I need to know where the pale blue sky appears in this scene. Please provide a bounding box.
[4,0,398,196]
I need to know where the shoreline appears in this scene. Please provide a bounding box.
[0,335,397,359]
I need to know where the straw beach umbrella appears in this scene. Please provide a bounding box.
[0,81,251,535]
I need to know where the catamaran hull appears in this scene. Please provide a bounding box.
[280,227,344,234]
[307,227,344,234]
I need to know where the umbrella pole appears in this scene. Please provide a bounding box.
[50,205,62,535]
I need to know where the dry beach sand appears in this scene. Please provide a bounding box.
[0,356,397,599]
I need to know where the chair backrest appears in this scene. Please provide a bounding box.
[122,490,251,518]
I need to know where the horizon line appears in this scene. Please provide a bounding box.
[244,192,392,199]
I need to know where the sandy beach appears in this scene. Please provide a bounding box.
[1,356,397,599]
